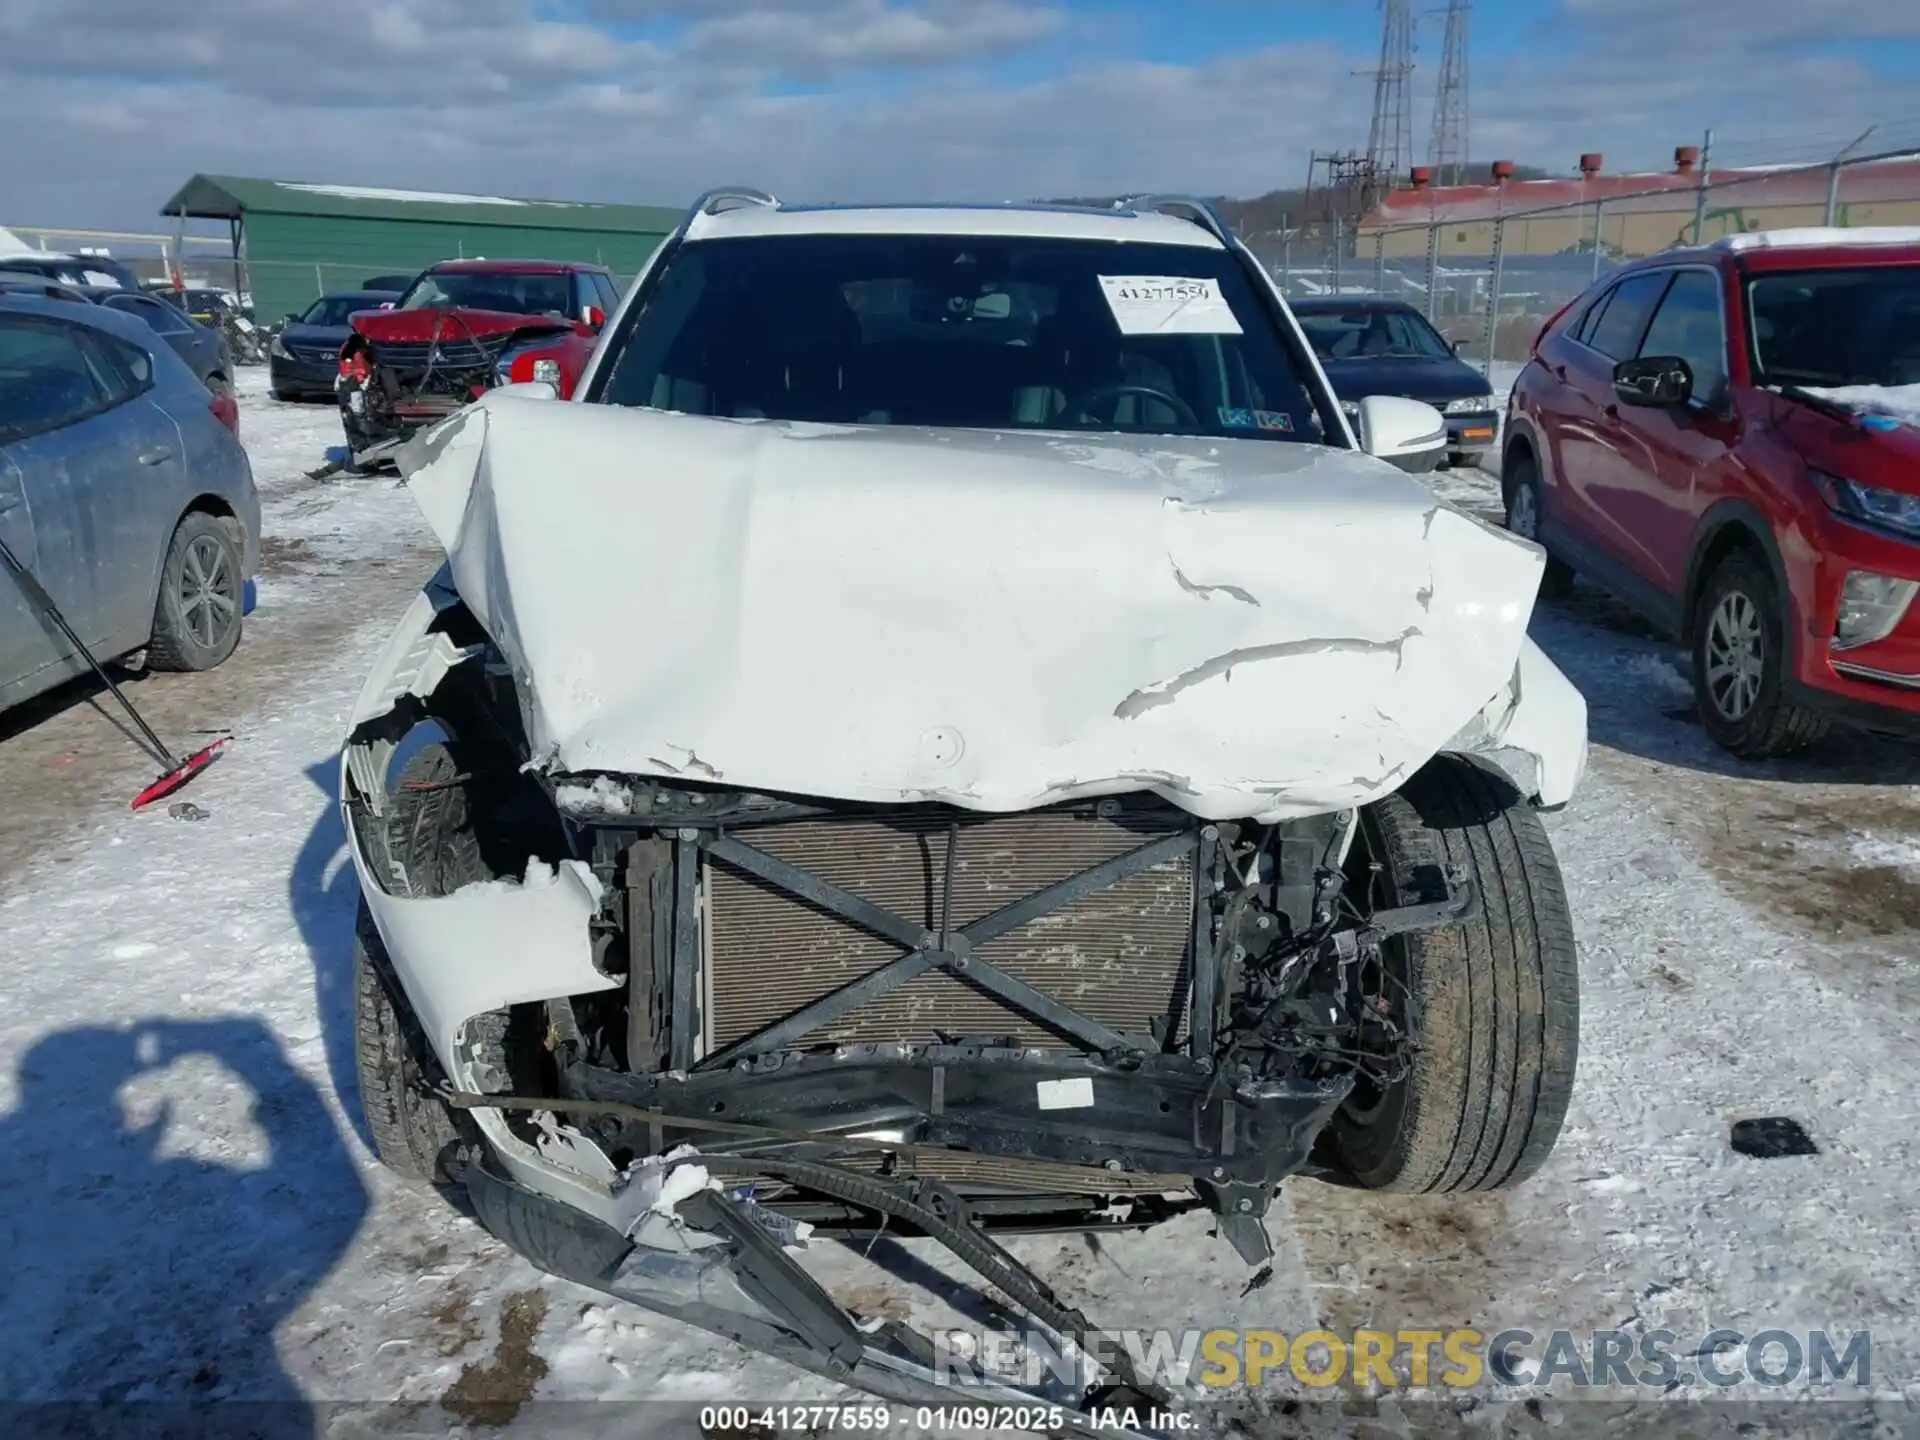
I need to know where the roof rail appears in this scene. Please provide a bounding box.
[1113,194,1234,245]
[692,186,781,218]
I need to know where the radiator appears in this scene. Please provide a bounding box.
[704,803,1195,1054]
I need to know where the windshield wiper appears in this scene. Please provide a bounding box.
[1773,383,1859,421]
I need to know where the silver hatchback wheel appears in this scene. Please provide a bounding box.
[1704,588,1765,722]
[180,533,238,650]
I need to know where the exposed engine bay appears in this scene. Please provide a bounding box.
[340,384,1586,1427]
[340,577,1570,1429]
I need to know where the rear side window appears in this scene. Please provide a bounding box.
[81,331,155,400]
[1585,272,1670,360]
[106,294,191,335]
[0,317,123,439]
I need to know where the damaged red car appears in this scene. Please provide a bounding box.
[335,258,618,459]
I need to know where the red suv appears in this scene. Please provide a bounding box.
[336,259,617,457]
[1504,228,1920,757]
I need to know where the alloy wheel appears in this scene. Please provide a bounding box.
[1704,589,1766,722]
[181,534,237,649]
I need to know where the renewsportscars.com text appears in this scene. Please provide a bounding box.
[932,1326,1871,1392]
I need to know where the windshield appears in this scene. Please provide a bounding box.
[299,295,382,326]
[399,270,573,316]
[592,234,1336,443]
[1749,265,1920,388]
[1295,306,1453,361]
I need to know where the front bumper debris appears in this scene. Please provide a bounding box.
[455,1120,1171,1437]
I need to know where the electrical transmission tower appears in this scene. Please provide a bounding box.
[1360,0,1416,192]
[1428,0,1471,186]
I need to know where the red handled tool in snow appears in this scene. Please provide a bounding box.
[0,534,227,809]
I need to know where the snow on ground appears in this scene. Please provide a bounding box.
[2,366,1918,1435]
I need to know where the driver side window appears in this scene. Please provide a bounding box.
[1637,270,1728,406]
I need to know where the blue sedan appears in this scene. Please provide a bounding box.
[0,295,261,713]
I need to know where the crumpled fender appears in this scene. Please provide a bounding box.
[1446,636,1588,807]
[340,584,626,1221]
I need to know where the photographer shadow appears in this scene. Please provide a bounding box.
[0,1016,367,1432]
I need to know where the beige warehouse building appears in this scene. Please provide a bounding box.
[1357,149,1920,259]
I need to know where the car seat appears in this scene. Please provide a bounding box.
[748,280,864,423]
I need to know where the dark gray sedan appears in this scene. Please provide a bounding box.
[270,289,397,400]
[97,291,235,395]
[0,296,260,713]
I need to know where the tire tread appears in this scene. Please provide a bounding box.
[1319,754,1578,1193]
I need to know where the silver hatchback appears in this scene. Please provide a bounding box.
[0,296,260,712]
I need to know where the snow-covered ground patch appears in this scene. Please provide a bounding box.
[1,365,1916,1434]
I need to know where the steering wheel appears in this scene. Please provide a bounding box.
[1068,382,1198,428]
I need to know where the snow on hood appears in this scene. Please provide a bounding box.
[397,394,1551,821]
[1804,383,1920,431]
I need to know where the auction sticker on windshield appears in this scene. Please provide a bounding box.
[1098,276,1243,335]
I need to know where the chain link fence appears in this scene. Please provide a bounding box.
[1256,146,1920,377]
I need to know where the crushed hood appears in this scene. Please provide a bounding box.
[351,307,575,345]
[398,395,1556,821]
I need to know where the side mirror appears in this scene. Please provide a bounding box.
[378,301,395,310]
[1355,394,1448,473]
[585,305,606,329]
[1613,355,1693,408]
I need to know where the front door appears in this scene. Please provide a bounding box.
[1612,267,1738,594]
[0,314,178,668]
[1557,270,1674,590]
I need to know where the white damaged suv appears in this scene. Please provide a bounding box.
[341,192,1587,1424]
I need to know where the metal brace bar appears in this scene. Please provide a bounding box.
[695,827,1195,1066]
[668,832,702,1072]
[707,834,929,951]
[943,955,1134,1053]
[700,950,940,1069]
[673,1188,863,1373]
[1366,879,1478,938]
[1188,828,1218,1057]
[962,832,1193,946]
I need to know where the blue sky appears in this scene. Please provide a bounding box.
[4,0,1920,229]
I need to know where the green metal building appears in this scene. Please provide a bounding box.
[159,175,681,322]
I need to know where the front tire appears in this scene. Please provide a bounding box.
[1316,755,1579,1193]
[1503,450,1575,598]
[355,902,466,1185]
[354,743,495,1184]
[1691,549,1829,758]
[146,511,244,672]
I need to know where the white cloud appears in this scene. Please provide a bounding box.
[684,1,1064,76]
[1,0,1914,231]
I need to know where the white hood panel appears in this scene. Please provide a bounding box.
[400,395,1557,821]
